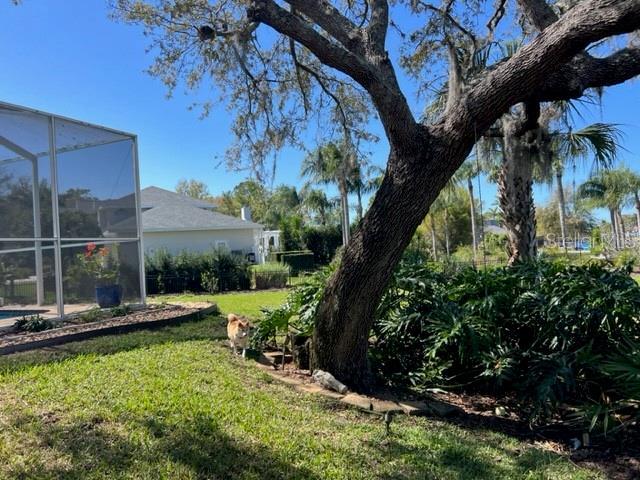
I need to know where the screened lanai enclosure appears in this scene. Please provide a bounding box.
[0,102,145,323]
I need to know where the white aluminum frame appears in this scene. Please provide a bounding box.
[0,102,145,317]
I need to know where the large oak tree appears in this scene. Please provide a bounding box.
[113,0,640,388]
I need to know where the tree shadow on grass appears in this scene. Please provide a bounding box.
[4,409,581,480]
[370,431,590,480]
[0,315,228,375]
[4,410,322,480]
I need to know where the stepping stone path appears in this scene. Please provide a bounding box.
[253,352,461,418]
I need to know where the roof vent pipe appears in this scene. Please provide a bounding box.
[240,206,252,222]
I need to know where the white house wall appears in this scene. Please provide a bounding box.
[143,229,260,256]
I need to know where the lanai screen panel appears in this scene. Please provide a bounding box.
[0,102,144,317]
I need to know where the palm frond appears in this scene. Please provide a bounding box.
[556,123,623,173]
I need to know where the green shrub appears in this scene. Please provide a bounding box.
[267,250,308,262]
[302,225,342,265]
[145,249,177,294]
[280,252,315,275]
[78,307,104,323]
[145,248,249,294]
[110,304,132,318]
[250,263,289,289]
[266,251,314,275]
[260,254,640,435]
[14,314,58,333]
[201,271,219,293]
[451,245,475,263]
[210,249,250,291]
[372,259,640,434]
[252,265,334,348]
[614,248,639,270]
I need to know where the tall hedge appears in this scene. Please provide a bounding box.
[302,225,342,265]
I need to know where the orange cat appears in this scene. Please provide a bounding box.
[227,313,250,358]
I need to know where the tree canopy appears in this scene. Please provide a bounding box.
[112,0,640,386]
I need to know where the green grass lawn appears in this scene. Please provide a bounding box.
[153,289,289,319]
[0,291,601,479]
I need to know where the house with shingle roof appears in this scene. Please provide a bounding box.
[130,186,276,262]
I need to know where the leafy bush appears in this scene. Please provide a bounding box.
[145,248,249,294]
[78,307,104,323]
[267,251,315,275]
[110,304,132,317]
[372,259,640,434]
[614,248,639,270]
[302,225,342,265]
[252,265,333,348]
[201,271,219,293]
[451,245,475,263]
[259,253,640,435]
[250,263,289,289]
[145,249,177,294]
[210,249,250,291]
[15,314,58,333]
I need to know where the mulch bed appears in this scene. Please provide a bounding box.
[0,303,218,355]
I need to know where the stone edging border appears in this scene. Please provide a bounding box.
[252,354,461,418]
[0,305,219,356]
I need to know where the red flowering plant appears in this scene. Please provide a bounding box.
[78,242,120,286]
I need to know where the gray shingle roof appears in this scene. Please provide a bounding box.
[142,204,263,232]
[140,186,216,210]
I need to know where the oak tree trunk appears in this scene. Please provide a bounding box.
[310,139,464,389]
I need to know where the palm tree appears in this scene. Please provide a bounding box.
[301,143,351,246]
[492,112,620,262]
[456,159,481,263]
[300,186,332,226]
[579,168,633,250]
[545,123,621,249]
[428,181,464,258]
[348,164,383,222]
[624,170,640,239]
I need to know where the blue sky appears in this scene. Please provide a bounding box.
[1,1,638,217]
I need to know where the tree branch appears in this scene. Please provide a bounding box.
[444,39,463,116]
[517,0,558,30]
[248,1,370,85]
[416,1,477,46]
[366,0,389,54]
[445,0,640,140]
[487,0,508,40]
[297,62,349,133]
[514,0,640,102]
[284,0,362,53]
[534,46,640,102]
[288,38,311,115]
[248,0,420,151]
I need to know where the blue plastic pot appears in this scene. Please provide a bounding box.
[95,284,122,308]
